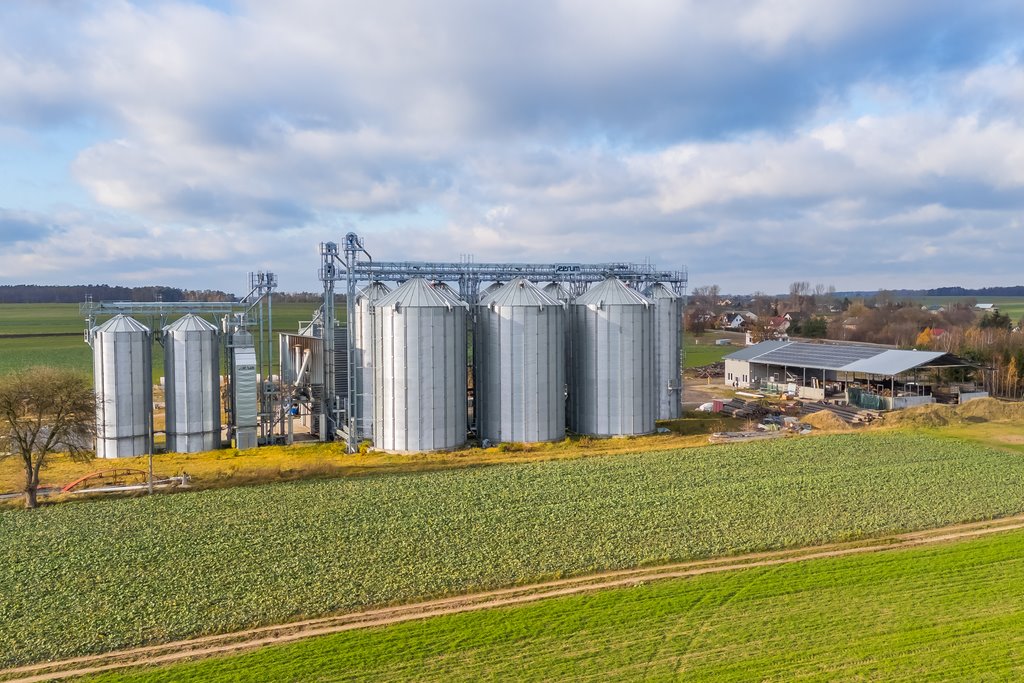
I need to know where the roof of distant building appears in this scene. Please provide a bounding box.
[725,340,966,375]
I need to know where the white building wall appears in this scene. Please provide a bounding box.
[724,359,752,388]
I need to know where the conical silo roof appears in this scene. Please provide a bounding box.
[163,313,218,333]
[95,314,150,333]
[644,282,679,300]
[543,282,571,301]
[376,277,467,309]
[430,281,463,302]
[574,278,653,307]
[485,278,560,308]
[477,281,505,304]
[357,281,391,302]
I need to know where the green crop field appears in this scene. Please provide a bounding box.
[684,335,736,367]
[84,527,1024,682]
[0,335,92,376]
[0,303,89,334]
[0,301,327,378]
[4,432,1024,668]
[916,295,1024,321]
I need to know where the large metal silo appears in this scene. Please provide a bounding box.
[431,281,460,299]
[163,314,221,453]
[373,277,468,452]
[646,283,683,420]
[569,278,656,436]
[92,315,153,458]
[354,282,391,439]
[542,282,571,302]
[478,281,504,304]
[476,278,565,443]
[545,281,574,426]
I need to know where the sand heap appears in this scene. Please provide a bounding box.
[880,397,1024,428]
[802,410,852,431]
[880,403,953,428]
[952,397,1024,422]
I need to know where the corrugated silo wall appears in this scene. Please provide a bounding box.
[653,295,683,419]
[568,302,656,435]
[93,322,153,458]
[476,301,565,443]
[373,304,467,452]
[164,323,221,453]
[354,298,373,439]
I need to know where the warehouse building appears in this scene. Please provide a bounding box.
[724,340,982,409]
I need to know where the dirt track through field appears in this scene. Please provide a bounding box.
[5,514,1024,683]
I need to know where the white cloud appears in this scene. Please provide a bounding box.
[1,1,1024,293]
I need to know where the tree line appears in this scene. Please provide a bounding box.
[0,285,237,304]
[0,285,327,304]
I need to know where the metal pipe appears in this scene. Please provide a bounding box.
[296,349,312,386]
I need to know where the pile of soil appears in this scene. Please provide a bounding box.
[952,397,1024,422]
[802,410,852,431]
[879,403,954,428]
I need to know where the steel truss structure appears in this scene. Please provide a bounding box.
[319,233,687,452]
[81,271,280,443]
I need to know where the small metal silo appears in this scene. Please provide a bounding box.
[646,283,683,420]
[373,277,468,452]
[569,278,656,436]
[476,278,565,443]
[163,314,221,453]
[92,315,153,458]
[354,282,391,439]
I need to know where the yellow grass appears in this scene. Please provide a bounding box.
[8,397,1024,500]
[0,431,715,496]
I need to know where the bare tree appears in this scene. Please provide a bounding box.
[0,367,96,509]
[748,318,783,343]
[788,281,811,313]
[690,284,721,312]
[750,291,776,318]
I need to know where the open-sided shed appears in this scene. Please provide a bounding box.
[725,341,978,408]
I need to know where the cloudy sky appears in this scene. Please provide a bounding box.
[2,1,1024,294]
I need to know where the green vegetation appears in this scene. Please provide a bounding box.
[0,303,89,334]
[84,527,1024,682]
[684,334,736,367]
[0,301,325,377]
[0,335,92,376]
[4,432,1024,667]
[917,295,1024,321]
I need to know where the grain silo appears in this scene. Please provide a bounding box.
[353,281,391,439]
[543,282,571,302]
[163,314,221,453]
[92,315,153,458]
[373,277,468,452]
[569,278,656,436]
[646,282,683,420]
[478,281,504,304]
[431,281,460,299]
[545,281,574,426]
[476,278,565,443]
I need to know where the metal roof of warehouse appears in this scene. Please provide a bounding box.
[725,341,952,376]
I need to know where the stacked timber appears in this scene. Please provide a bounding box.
[800,402,881,424]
